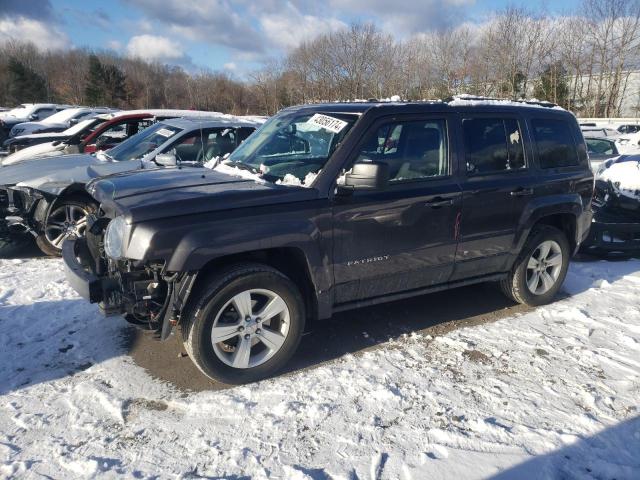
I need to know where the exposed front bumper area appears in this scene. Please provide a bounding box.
[62,238,107,304]
[62,228,196,340]
[583,220,640,254]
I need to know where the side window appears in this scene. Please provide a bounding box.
[531,119,579,168]
[166,130,207,163]
[237,127,255,143]
[200,129,237,162]
[354,119,449,182]
[34,108,54,120]
[462,118,525,174]
[93,123,127,147]
[586,138,614,155]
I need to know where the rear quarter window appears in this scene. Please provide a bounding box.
[532,118,579,168]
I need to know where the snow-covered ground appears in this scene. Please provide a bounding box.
[0,257,639,479]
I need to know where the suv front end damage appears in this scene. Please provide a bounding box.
[63,215,197,339]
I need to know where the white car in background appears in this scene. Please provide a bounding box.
[8,107,116,137]
[580,126,621,138]
[615,131,640,154]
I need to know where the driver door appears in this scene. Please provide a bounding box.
[332,115,462,303]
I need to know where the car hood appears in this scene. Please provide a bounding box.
[0,154,100,186]
[1,141,68,166]
[90,167,316,223]
[10,131,69,141]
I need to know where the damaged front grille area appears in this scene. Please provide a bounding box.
[584,178,640,253]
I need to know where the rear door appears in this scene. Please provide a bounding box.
[452,113,535,280]
[332,114,462,303]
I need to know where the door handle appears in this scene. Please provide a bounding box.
[425,197,454,208]
[510,188,534,197]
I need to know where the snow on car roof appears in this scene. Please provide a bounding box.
[96,109,266,125]
[446,94,566,110]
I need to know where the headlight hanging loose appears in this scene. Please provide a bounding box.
[104,216,126,259]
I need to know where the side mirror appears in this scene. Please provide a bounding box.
[155,152,177,166]
[69,118,79,126]
[29,114,37,121]
[339,161,389,193]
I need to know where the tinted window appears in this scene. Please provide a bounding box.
[463,118,525,173]
[355,119,448,182]
[586,138,615,155]
[532,119,579,168]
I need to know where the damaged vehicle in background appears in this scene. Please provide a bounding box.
[582,154,640,256]
[585,136,620,171]
[0,104,69,143]
[0,109,220,166]
[61,99,594,384]
[0,116,262,256]
[8,106,116,138]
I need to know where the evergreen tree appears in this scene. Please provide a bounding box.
[6,57,47,103]
[534,62,569,107]
[101,63,127,105]
[84,55,128,106]
[85,55,105,105]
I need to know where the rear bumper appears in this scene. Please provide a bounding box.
[62,238,104,303]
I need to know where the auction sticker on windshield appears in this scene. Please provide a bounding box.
[156,128,176,138]
[307,114,348,134]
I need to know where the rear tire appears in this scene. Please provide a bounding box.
[500,225,570,306]
[35,196,97,257]
[182,263,305,384]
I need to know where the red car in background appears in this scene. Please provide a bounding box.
[1,110,210,166]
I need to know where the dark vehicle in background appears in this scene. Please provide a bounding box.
[62,98,594,384]
[0,104,68,143]
[0,116,262,256]
[615,124,640,134]
[585,136,620,170]
[582,154,640,256]
[8,107,115,138]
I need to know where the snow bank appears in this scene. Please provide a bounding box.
[0,257,639,478]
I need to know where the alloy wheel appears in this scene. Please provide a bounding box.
[45,204,90,249]
[526,240,563,295]
[211,288,290,369]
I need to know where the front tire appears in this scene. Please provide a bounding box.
[36,196,96,256]
[500,225,570,306]
[182,263,305,384]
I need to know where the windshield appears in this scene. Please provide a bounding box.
[106,122,181,162]
[227,111,357,183]
[41,108,82,124]
[63,118,98,135]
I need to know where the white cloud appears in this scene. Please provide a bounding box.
[126,34,185,61]
[223,62,237,71]
[259,5,347,50]
[0,16,70,51]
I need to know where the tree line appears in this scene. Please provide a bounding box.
[1,0,639,117]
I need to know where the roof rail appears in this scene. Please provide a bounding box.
[445,94,559,109]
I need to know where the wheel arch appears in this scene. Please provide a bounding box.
[514,194,583,256]
[190,247,321,330]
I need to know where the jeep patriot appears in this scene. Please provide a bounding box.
[63,98,594,383]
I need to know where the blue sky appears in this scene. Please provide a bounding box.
[0,0,581,76]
